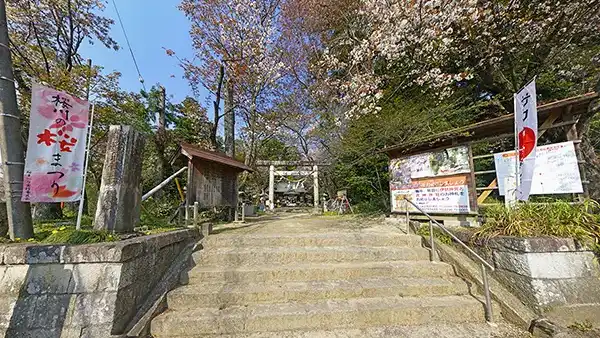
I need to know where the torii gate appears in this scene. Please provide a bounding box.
[255,160,328,211]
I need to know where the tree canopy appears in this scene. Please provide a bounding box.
[3,0,600,223]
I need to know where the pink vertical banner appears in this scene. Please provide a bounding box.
[22,84,90,202]
[514,79,537,201]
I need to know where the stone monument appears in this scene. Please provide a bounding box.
[94,125,145,233]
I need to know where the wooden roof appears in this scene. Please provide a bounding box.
[383,92,599,157]
[180,143,254,172]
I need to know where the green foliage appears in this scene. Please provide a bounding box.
[41,229,119,245]
[2,222,120,245]
[172,97,213,146]
[476,200,600,254]
[258,139,301,162]
[140,195,183,229]
[353,201,386,215]
[417,226,453,245]
[568,320,594,332]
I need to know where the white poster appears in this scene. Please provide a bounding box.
[391,175,471,214]
[22,84,90,202]
[494,142,583,196]
[514,79,538,200]
[391,185,470,214]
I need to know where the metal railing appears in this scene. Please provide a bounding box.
[403,198,495,323]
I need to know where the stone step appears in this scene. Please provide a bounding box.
[167,276,469,309]
[159,323,530,338]
[193,246,430,266]
[203,233,422,248]
[151,295,486,336]
[187,261,455,283]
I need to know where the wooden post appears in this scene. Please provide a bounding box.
[467,145,478,213]
[94,126,145,233]
[185,159,194,224]
[193,202,199,228]
[564,106,587,200]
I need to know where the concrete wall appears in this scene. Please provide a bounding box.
[0,229,199,338]
[454,232,600,326]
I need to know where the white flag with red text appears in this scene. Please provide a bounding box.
[514,79,537,201]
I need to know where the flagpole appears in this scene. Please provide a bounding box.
[513,92,520,203]
[76,103,95,230]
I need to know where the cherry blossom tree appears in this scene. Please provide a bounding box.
[178,0,287,164]
[318,0,600,117]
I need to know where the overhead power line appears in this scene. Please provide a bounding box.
[111,0,146,92]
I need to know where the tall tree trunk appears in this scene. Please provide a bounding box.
[210,65,225,150]
[224,79,235,157]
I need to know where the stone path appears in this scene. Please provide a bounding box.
[150,214,530,337]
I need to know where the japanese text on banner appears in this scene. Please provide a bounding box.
[22,84,90,203]
[514,79,538,201]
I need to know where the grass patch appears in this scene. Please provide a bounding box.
[41,228,119,244]
[417,225,453,245]
[6,223,121,245]
[322,211,343,217]
[568,320,594,332]
[4,210,181,245]
[476,199,600,254]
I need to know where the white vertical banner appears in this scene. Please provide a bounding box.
[22,84,90,202]
[514,79,537,201]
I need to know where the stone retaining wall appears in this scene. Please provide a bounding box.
[0,229,199,337]
[454,232,600,325]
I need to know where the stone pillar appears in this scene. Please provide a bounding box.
[94,126,145,233]
[268,165,275,210]
[313,165,319,211]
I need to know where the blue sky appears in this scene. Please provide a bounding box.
[80,0,207,103]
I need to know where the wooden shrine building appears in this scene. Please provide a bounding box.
[174,143,253,219]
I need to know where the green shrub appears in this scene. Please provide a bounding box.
[353,200,387,215]
[476,200,600,254]
[417,225,453,245]
[140,195,182,226]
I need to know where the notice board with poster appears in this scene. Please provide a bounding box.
[389,146,475,214]
[494,141,583,196]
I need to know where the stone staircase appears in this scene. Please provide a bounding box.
[150,222,527,337]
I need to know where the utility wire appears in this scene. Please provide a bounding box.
[111,0,146,92]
